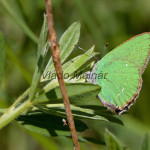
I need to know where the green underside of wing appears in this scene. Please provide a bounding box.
[99,33,150,73]
[94,33,150,108]
[96,61,140,108]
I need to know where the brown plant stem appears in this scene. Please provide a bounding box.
[45,0,80,149]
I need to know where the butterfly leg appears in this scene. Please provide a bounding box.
[85,71,91,82]
[89,62,98,84]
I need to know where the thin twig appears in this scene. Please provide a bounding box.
[45,0,80,149]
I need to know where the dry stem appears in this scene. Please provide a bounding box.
[45,0,80,149]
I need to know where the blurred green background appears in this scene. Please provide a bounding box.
[0,0,150,150]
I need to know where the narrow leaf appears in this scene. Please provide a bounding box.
[18,112,88,137]
[141,132,150,150]
[29,43,49,100]
[37,14,48,57]
[17,114,104,144]
[41,45,95,82]
[37,104,108,122]
[33,83,101,105]
[0,31,5,88]
[105,129,123,150]
[44,22,80,75]
[59,22,80,63]
[63,45,95,75]
[29,15,48,100]
[79,105,123,125]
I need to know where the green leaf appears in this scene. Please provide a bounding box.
[79,105,123,125]
[41,45,95,83]
[29,16,48,100]
[0,31,5,88]
[141,132,150,150]
[63,45,95,75]
[37,104,108,121]
[18,112,88,137]
[33,81,123,124]
[44,22,80,75]
[29,43,49,100]
[34,83,101,105]
[59,22,80,63]
[37,14,48,57]
[105,129,124,150]
[16,116,103,145]
[62,55,80,71]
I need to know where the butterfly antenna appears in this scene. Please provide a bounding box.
[75,44,98,62]
[101,42,109,59]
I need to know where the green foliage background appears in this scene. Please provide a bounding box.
[0,0,150,150]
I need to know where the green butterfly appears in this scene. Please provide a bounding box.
[91,33,150,114]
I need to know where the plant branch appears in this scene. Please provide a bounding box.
[0,100,32,129]
[0,88,31,129]
[45,0,80,149]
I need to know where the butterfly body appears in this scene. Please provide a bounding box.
[91,33,150,114]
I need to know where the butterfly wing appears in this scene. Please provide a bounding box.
[95,33,150,114]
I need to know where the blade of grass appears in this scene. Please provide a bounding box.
[141,132,150,150]
[73,0,104,51]
[6,45,32,84]
[0,0,38,43]
[105,129,124,150]
[0,31,5,88]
